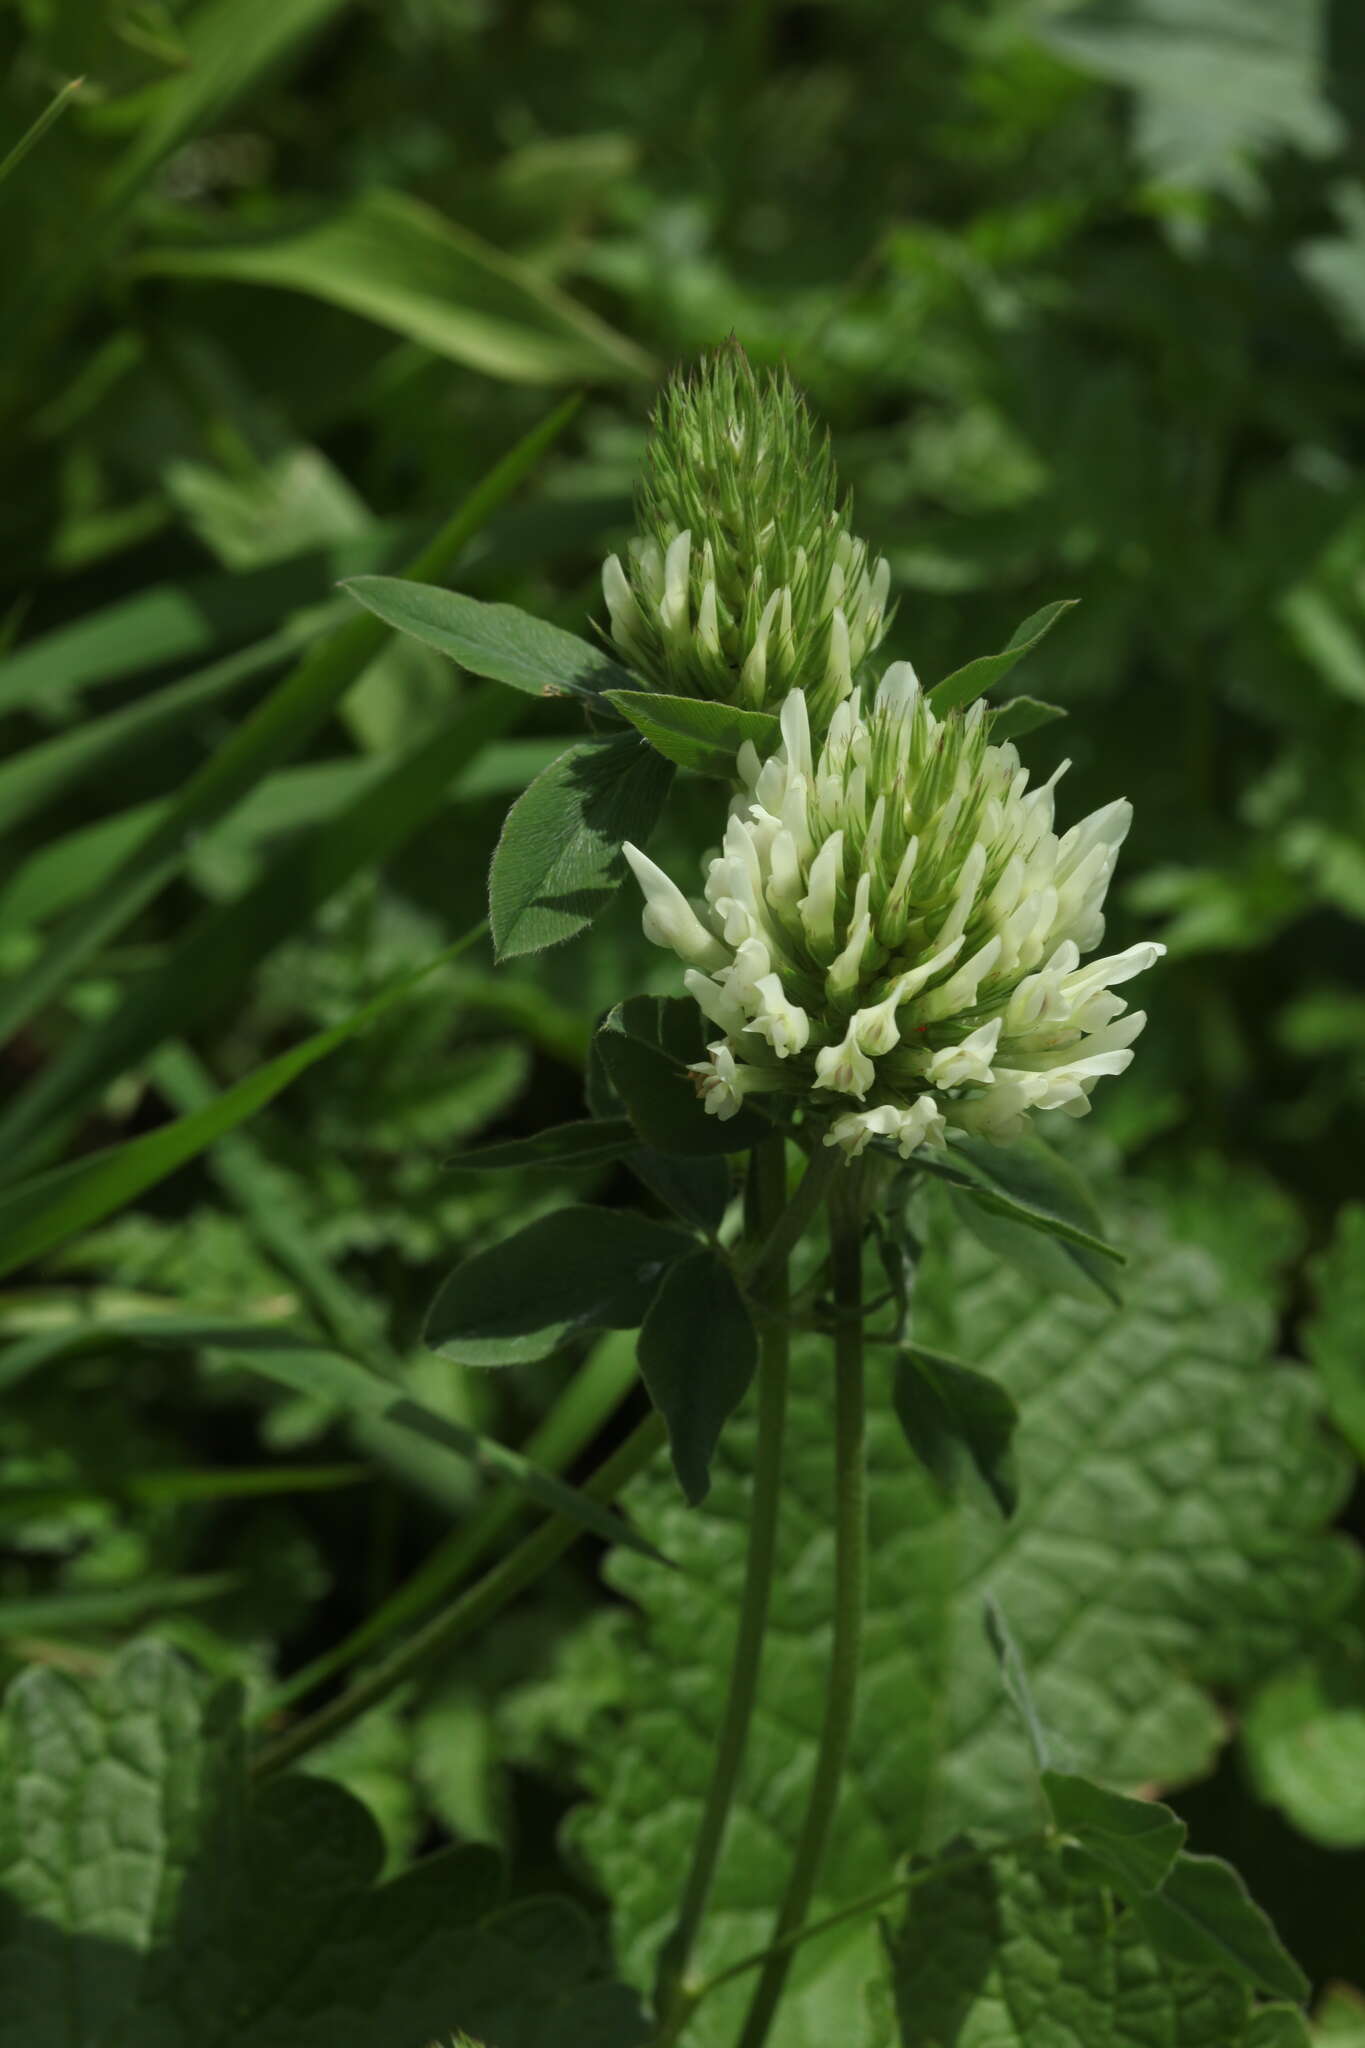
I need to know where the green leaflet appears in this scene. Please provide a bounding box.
[570,1214,1355,2045]
[637,1248,757,1505]
[593,996,771,1156]
[604,691,781,778]
[0,1641,649,2048]
[927,599,1077,714]
[425,1203,696,1366]
[489,734,675,959]
[892,1346,1020,1519]
[884,1839,1282,2046]
[344,579,635,702]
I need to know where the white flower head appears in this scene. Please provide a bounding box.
[625,666,1163,1163]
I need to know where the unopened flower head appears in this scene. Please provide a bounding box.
[623,665,1163,1159]
[602,346,891,731]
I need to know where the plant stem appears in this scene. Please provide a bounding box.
[251,1407,665,1779]
[694,1829,1049,2007]
[735,1165,866,2048]
[739,1140,838,1298]
[652,1135,791,2041]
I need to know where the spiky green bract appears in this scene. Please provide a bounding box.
[623,666,1163,1159]
[602,347,890,728]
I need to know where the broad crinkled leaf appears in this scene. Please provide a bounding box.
[884,1840,1275,2046]
[571,1217,1355,2044]
[1039,0,1343,203]
[0,1641,648,2048]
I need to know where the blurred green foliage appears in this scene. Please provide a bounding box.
[0,0,1363,2041]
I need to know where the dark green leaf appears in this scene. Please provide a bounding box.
[626,1146,732,1234]
[893,1344,1019,1518]
[636,1249,757,1504]
[424,1204,695,1366]
[447,1117,640,1171]
[345,578,633,702]
[1042,1770,1186,1895]
[1135,1853,1310,2004]
[604,690,781,777]
[489,735,674,959]
[595,996,771,1155]
[928,599,1078,713]
[988,695,1068,743]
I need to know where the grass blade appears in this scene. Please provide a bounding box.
[0,77,83,189]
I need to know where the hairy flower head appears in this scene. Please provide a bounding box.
[624,665,1163,1158]
[602,347,890,730]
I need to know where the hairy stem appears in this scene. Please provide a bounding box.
[252,1408,665,1779]
[735,1164,866,2048]
[652,1135,792,2041]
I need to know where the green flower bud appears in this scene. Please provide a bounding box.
[602,345,891,729]
[623,666,1163,1160]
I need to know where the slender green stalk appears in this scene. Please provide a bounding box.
[251,1408,665,1778]
[0,77,83,189]
[738,1140,838,1297]
[736,1165,867,2048]
[694,1830,1048,2008]
[652,1135,791,2040]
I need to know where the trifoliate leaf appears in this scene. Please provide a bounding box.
[571,1218,1355,2044]
[0,1640,648,2048]
[637,1248,757,1505]
[884,1839,1281,2046]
